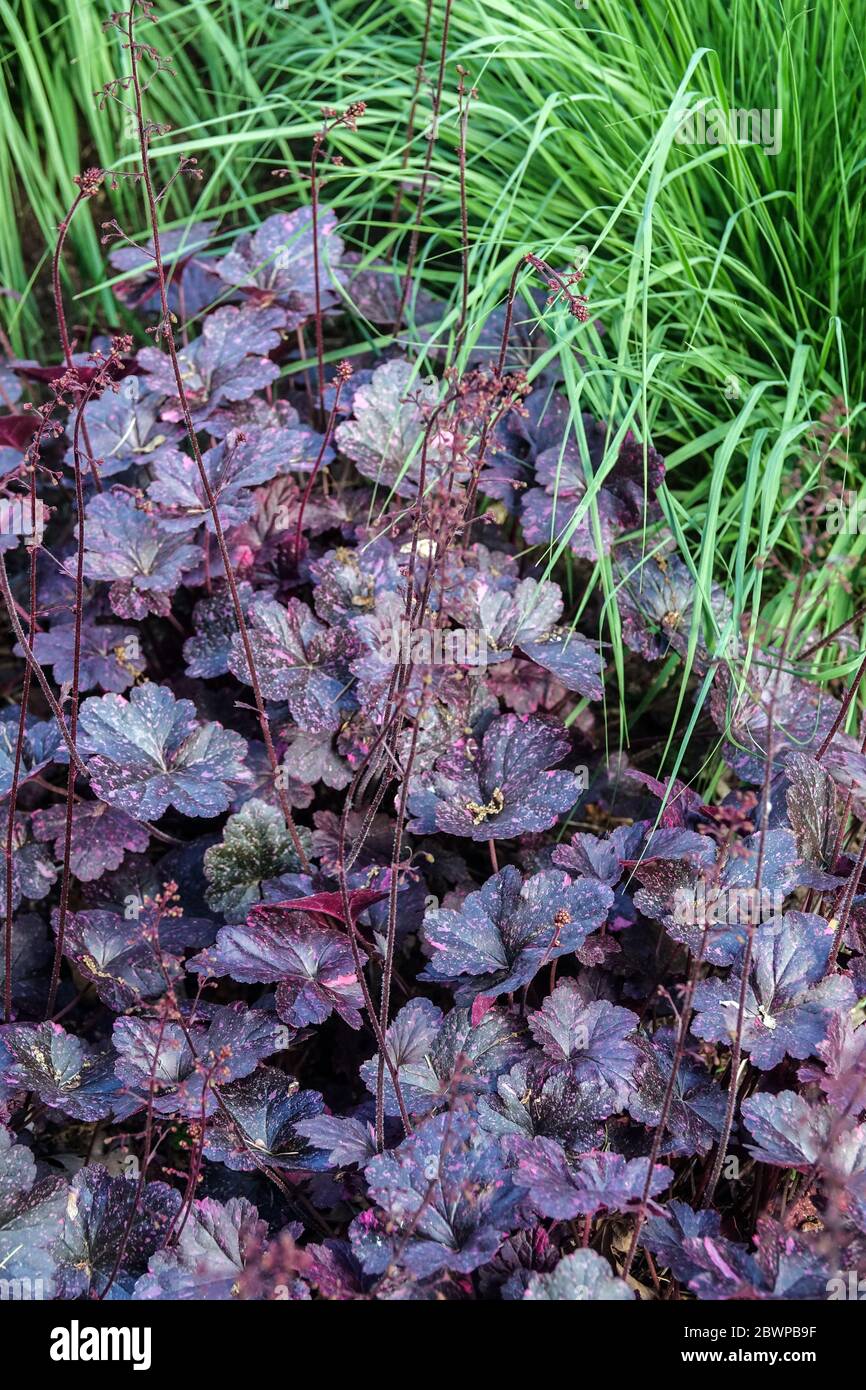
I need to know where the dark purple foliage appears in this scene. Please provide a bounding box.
[690,912,855,1069]
[138,304,283,428]
[355,1112,525,1276]
[57,906,181,1009]
[133,1196,268,1300]
[79,682,250,819]
[28,618,147,693]
[203,1068,326,1172]
[83,490,201,614]
[5,181,858,1307]
[529,982,638,1106]
[521,424,665,562]
[189,912,367,1029]
[32,802,148,881]
[213,208,344,328]
[420,865,612,1001]
[407,714,584,839]
[52,1166,180,1298]
[513,1140,672,1219]
[523,1247,633,1301]
[0,1022,136,1121]
[113,1005,286,1117]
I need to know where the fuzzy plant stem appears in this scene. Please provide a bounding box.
[800,601,866,659]
[293,368,346,564]
[393,0,454,331]
[309,128,327,424]
[375,720,421,1149]
[390,0,434,225]
[3,533,37,1022]
[334,711,414,1138]
[52,189,102,491]
[124,4,309,871]
[815,646,866,760]
[454,67,472,356]
[702,592,799,1208]
[621,935,710,1280]
[99,1008,169,1299]
[46,365,110,1019]
[0,554,87,774]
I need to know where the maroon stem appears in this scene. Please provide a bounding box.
[390,0,434,225]
[310,132,327,424]
[124,5,309,871]
[293,375,344,563]
[52,190,102,491]
[393,0,454,331]
[702,601,799,1208]
[0,554,87,774]
[455,69,471,354]
[815,647,866,760]
[3,534,37,1022]
[46,364,111,1019]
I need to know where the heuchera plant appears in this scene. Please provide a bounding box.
[0,0,864,1306]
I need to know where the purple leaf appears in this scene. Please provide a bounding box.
[407,713,583,840]
[0,1022,135,1121]
[53,1166,180,1298]
[513,1140,672,1218]
[529,982,638,1104]
[134,1196,267,1300]
[741,1091,832,1169]
[613,541,731,671]
[356,1111,524,1277]
[82,491,200,606]
[712,657,842,782]
[228,595,357,733]
[29,619,146,694]
[360,999,527,1117]
[524,1248,634,1301]
[113,1005,286,1118]
[335,358,454,498]
[691,912,855,1069]
[629,1033,726,1156]
[420,864,612,1000]
[0,1124,66,1284]
[203,1067,326,1172]
[109,221,220,316]
[640,1199,722,1283]
[310,537,401,625]
[477,1060,611,1147]
[66,377,182,477]
[0,709,62,798]
[521,426,664,562]
[149,426,329,533]
[214,208,344,329]
[138,304,283,427]
[183,581,254,678]
[58,905,181,1010]
[80,682,250,820]
[32,801,148,882]
[188,913,366,1030]
[785,752,841,871]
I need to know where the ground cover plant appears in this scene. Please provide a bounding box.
[0,0,865,1304]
